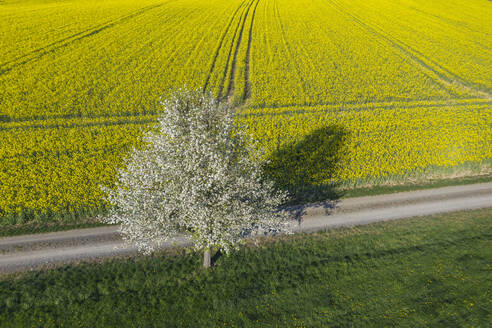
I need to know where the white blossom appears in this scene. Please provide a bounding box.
[100,89,291,255]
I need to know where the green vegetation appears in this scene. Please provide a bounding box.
[0,0,490,227]
[1,209,491,327]
[0,219,106,238]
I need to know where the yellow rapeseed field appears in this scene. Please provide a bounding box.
[0,0,490,224]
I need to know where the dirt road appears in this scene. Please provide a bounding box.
[1,182,491,274]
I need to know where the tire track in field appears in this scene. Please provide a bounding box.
[409,7,492,52]
[0,3,165,76]
[217,0,254,99]
[239,98,492,118]
[203,1,247,92]
[1,97,489,124]
[242,0,260,102]
[0,110,160,124]
[0,118,156,132]
[224,0,260,101]
[0,144,135,163]
[326,0,492,99]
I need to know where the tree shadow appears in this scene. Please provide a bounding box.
[264,124,350,219]
[211,248,223,266]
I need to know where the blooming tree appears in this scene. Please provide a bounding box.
[101,89,291,267]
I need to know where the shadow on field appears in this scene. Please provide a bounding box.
[263,125,350,219]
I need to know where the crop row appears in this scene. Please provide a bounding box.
[0,0,150,65]
[245,0,481,108]
[0,0,244,121]
[2,0,489,123]
[336,0,492,96]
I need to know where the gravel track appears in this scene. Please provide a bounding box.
[1,182,491,274]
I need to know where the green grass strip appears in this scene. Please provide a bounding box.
[1,208,491,327]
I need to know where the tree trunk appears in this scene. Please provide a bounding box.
[203,248,211,268]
